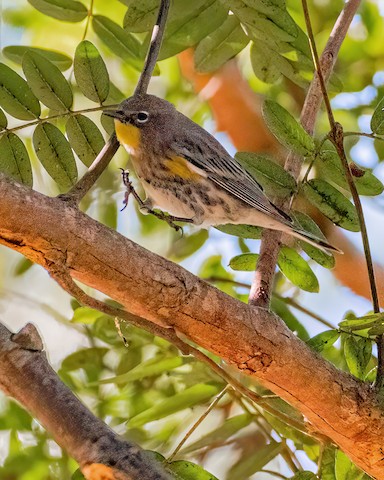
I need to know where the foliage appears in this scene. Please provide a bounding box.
[0,0,384,479]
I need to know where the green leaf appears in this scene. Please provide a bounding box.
[0,133,32,186]
[180,413,254,455]
[98,356,189,385]
[235,151,296,197]
[292,211,335,269]
[290,473,317,480]
[271,297,309,340]
[194,15,249,72]
[74,41,109,103]
[71,306,104,324]
[320,445,336,480]
[92,15,142,71]
[128,383,222,427]
[27,0,88,22]
[167,460,219,480]
[170,230,209,261]
[302,179,360,232]
[66,114,105,167]
[14,258,34,276]
[215,223,262,239]
[228,441,282,478]
[22,50,73,111]
[71,469,85,480]
[229,253,259,271]
[343,335,372,379]
[277,246,319,292]
[335,450,364,480]
[123,0,160,32]
[339,313,384,331]
[158,0,228,60]
[0,108,7,129]
[317,149,384,196]
[0,63,41,120]
[371,96,384,134]
[307,330,340,352]
[262,100,315,155]
[33,122,77,189]
[61,347,108,371]
[3,46,72,71]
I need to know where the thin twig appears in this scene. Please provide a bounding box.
[167,385,232,462]
[301,0,382,388]
[249,0,362,308]
[134,0,171,96]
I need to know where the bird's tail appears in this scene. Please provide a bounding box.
[289,227,342,254]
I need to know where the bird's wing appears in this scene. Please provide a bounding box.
[171,136,292,223]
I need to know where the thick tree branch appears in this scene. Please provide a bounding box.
[0,174,384,478]
[250,0,362,307]
[0,321,171,480]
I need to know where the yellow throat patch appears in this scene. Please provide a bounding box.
[114,120,141,152]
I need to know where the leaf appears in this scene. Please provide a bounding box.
[292,211,335,269]
[170,230,209,261]
[98,356,189,385]
[194,15,249,72]
[302,179,360,232]
[158,0,229,60]
[317,149,384,196]
[167,460,219,480]
[180,413,254,455]
[339,313,384,331]
[74,41,109,103]
[228,441,282,478]
[92,15,142,71]
[335,450,364,480]
[22,50,73,111]
[0,63,41,120]
[371,96,384,134]
[343,335,372,379]
[3,46,72,71]
[27,0,88,22]
[320,445,336,480]
[33,122,77,189]
[277,246,319,292]
[0,133,33,186]
[290,473,317,480]
[307,330,340,352]
[71,306,104,324]
[262,100,315,155]
[123,0,161,32]
[128,383,222,427]
[0,108,7,129]
[271,297,309,340]
[66,115,105,166]
[14,258,34,276]
[235,151,296,197]
[215,223,262,239]
[229,253,259,271]
[61,347,108,371]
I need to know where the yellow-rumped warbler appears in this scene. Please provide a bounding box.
[105,94,339,253]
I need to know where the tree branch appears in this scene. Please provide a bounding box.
[249,0,362,308]
[1,174,384,478]
[0,321,171,480]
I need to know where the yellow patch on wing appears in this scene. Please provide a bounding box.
[114,120,140,151]
[164,156,203,180]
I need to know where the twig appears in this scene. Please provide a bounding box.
[134,0,171,96]
[59,134,119,206]
[301,0,382,389]
[249,0,362,308]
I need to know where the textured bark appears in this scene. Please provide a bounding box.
[0,321,171,480]
[1,174,384,478]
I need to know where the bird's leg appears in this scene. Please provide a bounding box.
[121,170,194,233]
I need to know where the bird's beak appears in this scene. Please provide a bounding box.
[103,110,120,120]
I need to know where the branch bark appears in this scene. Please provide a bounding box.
[0,174,384,478]
[0,321,171,480]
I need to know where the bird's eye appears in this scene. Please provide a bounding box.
[137,111,149,123]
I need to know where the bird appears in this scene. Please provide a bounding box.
[104,94,340,254]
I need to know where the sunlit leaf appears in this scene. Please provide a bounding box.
[167,460,219,480]
[66,114,105,166]
[27,0,88,22]
[290,472,317,480]
[343,335,372,380]
[0,133,32,186]
[3,46,72,71]
[335,449,364,480]
[263,100,315,155]
[302,179,360,232]
[33,122,77,189]
[74,41,110,103]
[277,246,319,292]
[215,224,262,239]
[22,50,73,111]
[194,16,249,72]
[307,330,340,352]
[229,253,259,271]
[0,63,41,120]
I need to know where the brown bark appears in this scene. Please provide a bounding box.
[0,174,384,478]
[0,321,171,480]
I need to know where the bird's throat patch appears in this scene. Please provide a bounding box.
[164,156,202,180]
[114,120,140,151]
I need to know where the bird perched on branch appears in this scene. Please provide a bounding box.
[105,94,340,253]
